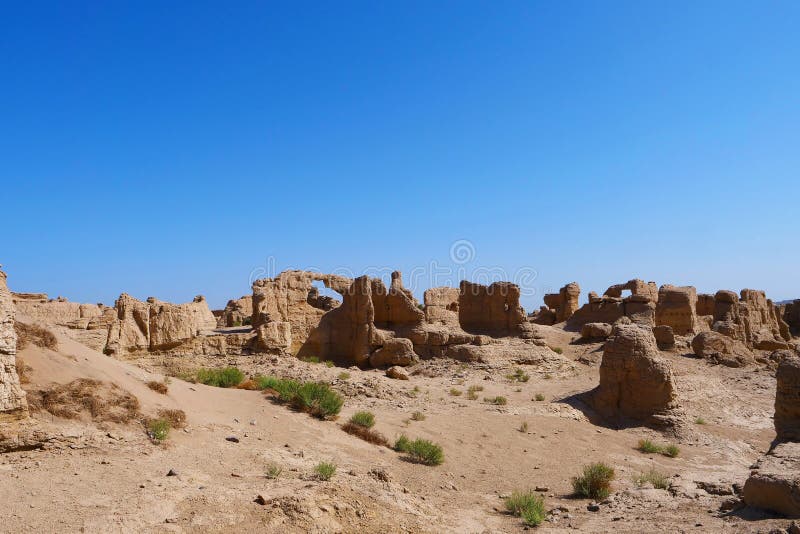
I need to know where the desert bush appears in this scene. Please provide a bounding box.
[157,408,187,429]
[342,422,389,446]
[449,388,462,396]
[518,421,528,433]
[484,396,507,405]
[505,490,545,527]
[259,376,343,419]
[147,418,170,441]
[572,462,615,499]
[27,379,140,423]
[663,444,680,458]
[549,346,563,354]
[14,322,57,351]
[337,372,350,380]
[467,385,483,400]
[196,367,244,388]
[147,380,168,394]
[410,411,426,421]
[394,434,411,452]
[506,368,530,383]
[314,461,336,481]
[637,439,662,454]
[404,438,444,466]
[534,393,545,401]
[633,468,669,490]
[349,411,375,428]
[265,464,282,479]
[303,356,321,364]
[694,417,706,425]
[324,360,335,368]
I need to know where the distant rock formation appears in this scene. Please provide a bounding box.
[0,270,28,420]
[541,282,581,323]
[458,281,526,337]
[423,287,459,327]
[216,295,253,328]
[654,285,698,335]
[590,324,677,426]
[567,279,657,329]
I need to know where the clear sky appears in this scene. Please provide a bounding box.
[2,1,798,310]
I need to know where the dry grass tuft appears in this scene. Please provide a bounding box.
[14,322,57,351]
[27,379,140,423]
[146,381,168,394]
[341,421,389,446]
[157,409,187,429]
[15,357,31,384]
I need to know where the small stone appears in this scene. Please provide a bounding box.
[166,469,178,477]
[225,436,240,443]
[587,503,600,512]
[165,518,178,524]
[535,486,549,492]
[254,495,267,505]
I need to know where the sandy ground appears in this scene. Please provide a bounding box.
[1,324,795,533]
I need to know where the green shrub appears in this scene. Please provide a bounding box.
[534,393,545,401]
[349,411,375,429]
[505,490,545,527]
[314,461,336,481]
[506,369,530,382]
[303,356,321,364]
[634,468,669,490]
[404,438,444,466]
[265,464,282,479]
[449,388,462,396]
[255,375,300,400]
[694,417,706,425]
[411,411,426,421]
[484,396,507,405]
[292,382,344,419]
[549,346,563,354]
[572,462,615,499]
[394,434,411,452]
[337,372,350,380]
[637,439,663,454]
[324,360,335,368]
[195,367,245,388]
[663,444,680,458]
[147,418,170,441]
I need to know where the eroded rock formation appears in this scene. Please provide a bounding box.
[542,282,581,323]
[590,324,676,425]
[423,287,459,327]
[104,294,217,355]
[458,281,526,337]
[216,295,253,327]
[776,356,800,441]
[783,300,800,337]
[691,331,753,368]
[654,285,698,335]
[0,270,27,420]
[711,289,790,351]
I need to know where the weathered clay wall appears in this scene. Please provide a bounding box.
[0,271,27,420]
[458,281,526,337]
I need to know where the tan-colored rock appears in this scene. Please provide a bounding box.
[543,282,581,323]
[696,293,715,316]
[591,324,676,424]
[743,442,800,518]
[783,300,800,337]
[530,306,557,326]
[655,285,698,335]
[386,365,410,380]
[776,356,800,441]
[580,322,612,340]
[369,338,417,367]
[423,287,459,326]
[458,281,526,337]
[217,295,253,327]
[691,331,753,367]
[567,280,657,329]
[372,272,425,328]
[104,294,217,354]
[652,325,675,348]
[712,289,790,350]
[604,279,658,302]
[0,270,27,420]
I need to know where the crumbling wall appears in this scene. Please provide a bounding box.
[542,282,581,323]
[654,285,698,335]
[604,279,658,302]
[216,295,253,327]
[424,287,459,327]
[0,270,28,420]
[458,281,526,337]
[783,300,800,337]
[712,289,790,350]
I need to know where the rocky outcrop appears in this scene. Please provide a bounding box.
[216,295,253,327]
[776,356,800,441]
[566,279,658,330]
[655,285,698,335]
[691,331,753,367]
[711,289,790,351]
[604,279,658,302]
[423,287,460,327]
[458,281,526,337]
[580,322,612,341]
[783,300,800,337]
[744,357,800,517]
[542,282,581,323]
[590,324,677,425]
[696,293,715,317]
[0,270,27,420]
[104,294,217,355]
[653,325,675,349]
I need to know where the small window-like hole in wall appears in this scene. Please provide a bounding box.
[309,280,342,310]
[621,289,632,298]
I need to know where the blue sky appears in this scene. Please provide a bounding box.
[2,1,798,310]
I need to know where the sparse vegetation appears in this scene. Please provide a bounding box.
[634,468,670,490]
[14,322,57,351]
[534,393,545,401]
[449,388,462,396]
[15,357,30,384]
[505,490,546,527]
[265,464,283,479]
[157,408,187,429]
[518,421,528,433]
[303,356,321,364]
[195,367,244,388]
[337,372,350,380]
[394,435,444,465]
[663,444,680,458]
[484,396,507,405]
[572,462,615,499]
[27,379,140,423]
[342,421,389,446]
[146,418,170,441]
[146,380,168,394]
[549,346,563,354]
[694,417,706,425]
[544,373,553,380]
[467,385,483,400]
[637,439,662,454]
[257,376,343,419]
[324,360,335,368]
[349,411,375,428]
[411,411,426,421]
[506,368,530,382]
[314,461,336,481]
